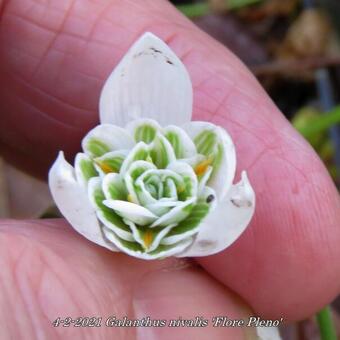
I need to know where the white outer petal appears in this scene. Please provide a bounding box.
[177,171,255,257]
[183,121,236,200]
[48,151,118,251]
[99,32,193,126]
[256,327,282,340]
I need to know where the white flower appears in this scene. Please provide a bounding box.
[48,33,255,260]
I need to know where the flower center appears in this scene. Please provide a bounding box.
[134,169,186,205]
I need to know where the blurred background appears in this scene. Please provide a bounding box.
[0,0,340,339]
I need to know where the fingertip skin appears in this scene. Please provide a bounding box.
[133,268,254,340]
[198,149,340,320]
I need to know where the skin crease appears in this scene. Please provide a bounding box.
[0,0,339,337]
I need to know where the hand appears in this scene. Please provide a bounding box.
[1,1,340,339]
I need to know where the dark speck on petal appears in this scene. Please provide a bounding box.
[206,195,215,203]
[150,47,162,53]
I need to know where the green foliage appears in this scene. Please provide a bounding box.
[295,106,340,140]
[292,106,340,179]
[176,2,209,18]
[316,306,337,340]
[176,0,263,18]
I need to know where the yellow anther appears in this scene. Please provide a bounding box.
[143,230,153,249]
[178,186,185,193]
[127,194,134,203]
[194,158,213,176]
[95,160,115,174]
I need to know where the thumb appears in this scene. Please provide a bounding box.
[0,219,256,340]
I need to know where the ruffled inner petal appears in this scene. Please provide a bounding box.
[149,133,176,169]
[150,197,196,228]
[102,226,193,260]
[74,153,99,186]
[102,173,127,201]
[94,150,129,175]
[176,171,255,257]
[88,177,133,241]
[82,124,134,158]
[53,117,248,259]
[183,121,236,200]
[103,199,158,226]
[163,125,196,159]
[126,118,161,144]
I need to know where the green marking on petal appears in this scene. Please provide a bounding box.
[103,199,157,226]
[89,179,130,232]
[125,216,174,251]
[97,202,130,232]
[146,183,157,199]
[194,130,217,156]
[130,164,150,180]
[167,203,210,236]
[111,233,145,252]
[210,143,224,180]
[198,166,213,194]
[126,119,161,145]
[75,153,98,184]
[164,125,197,159]
[167,161,198,201]
[94,150,128,174]
[165,131,182,158]
[135,124,157,143]
[163,178,177,198]
[119,239,144,251]
[103,173,127,201]
[103,227,193,258]
[80,160,97,180]
[97,157,124,173]
[150,134,176,169]
[178,176,194,201]
[134,225,161,250]
[124,161,157,205]
[85,138,111,157]
[135,169,184,205]
[134,148,148,161]
[150,198,195,228]
[120,142,151,175]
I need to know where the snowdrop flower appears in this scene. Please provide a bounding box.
[49,33,255,260]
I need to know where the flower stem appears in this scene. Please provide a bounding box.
[316,306,337,340]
